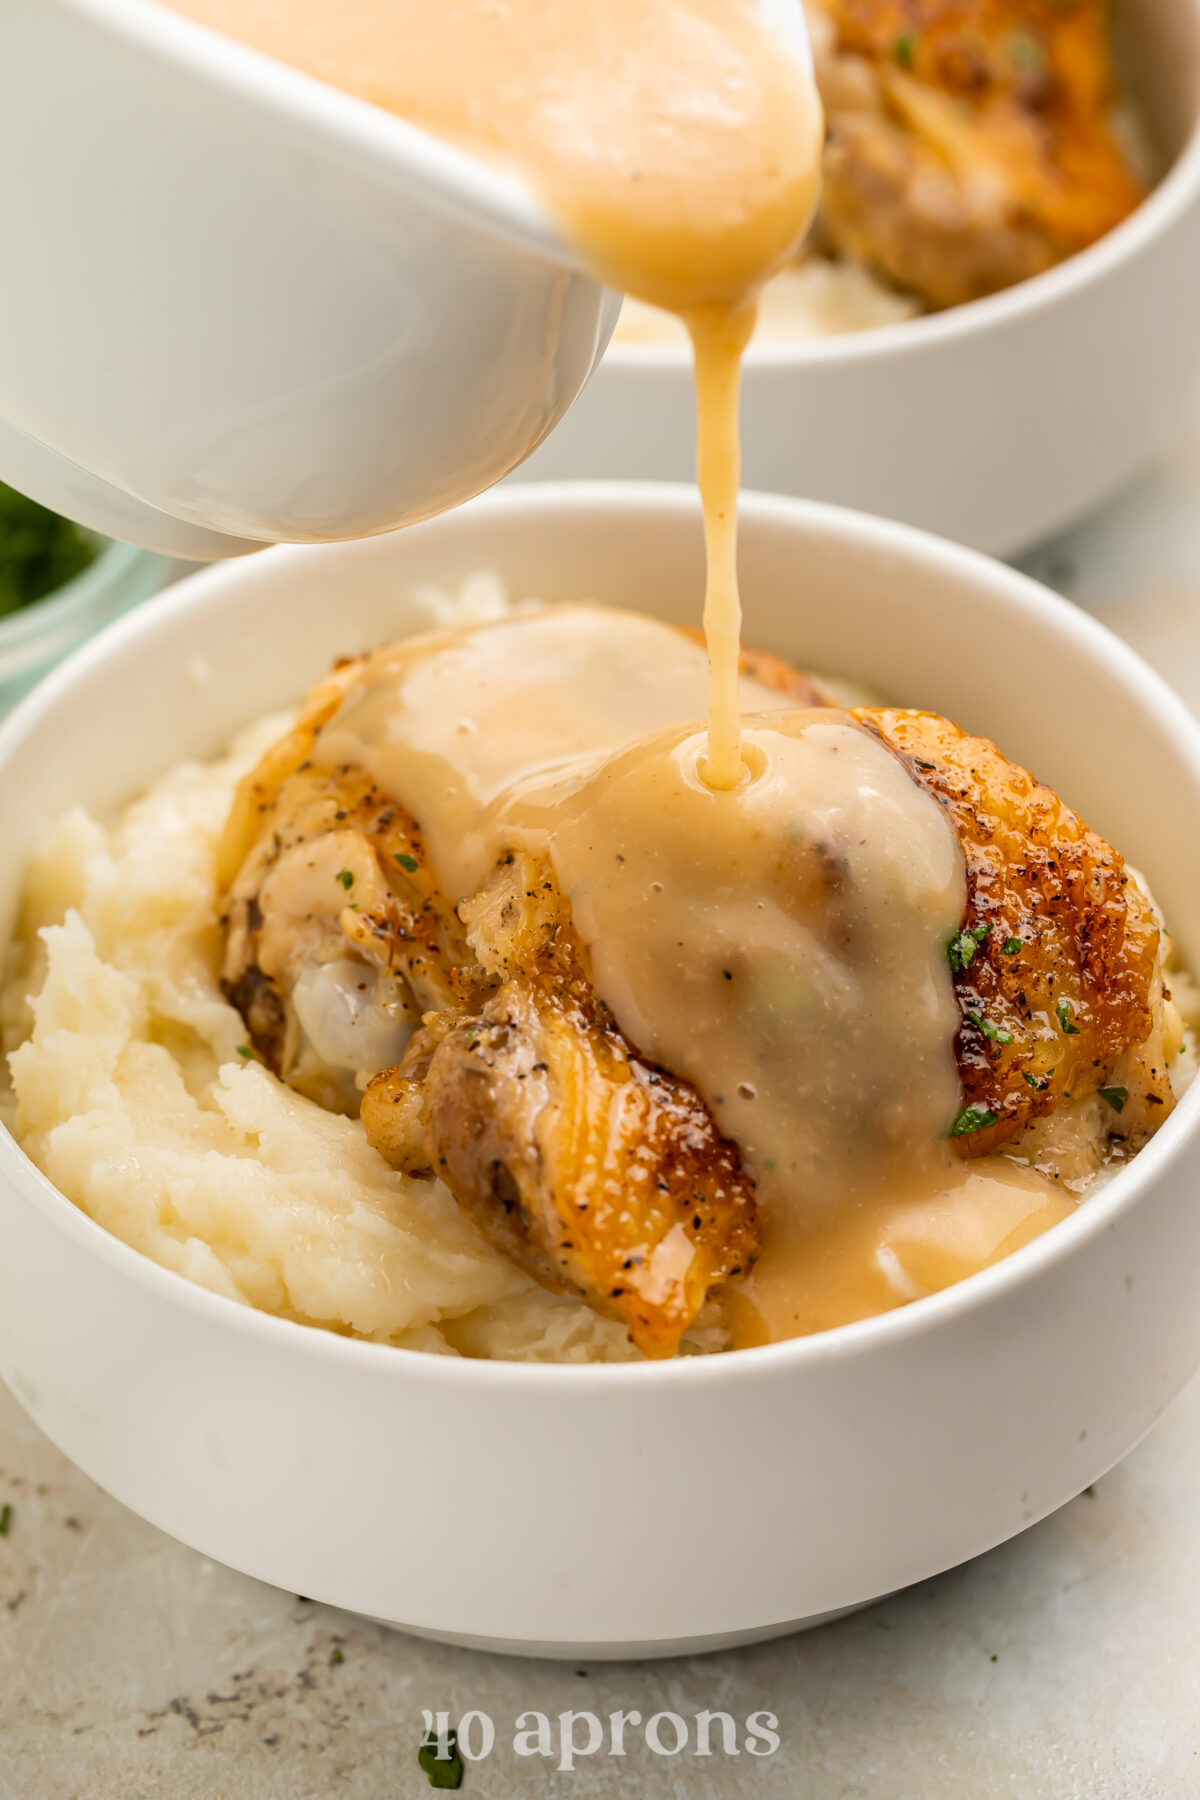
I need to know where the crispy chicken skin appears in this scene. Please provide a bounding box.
[361,852,759,1358]
[740,651,1175,1156]
[221,617,1175,1354]
[859,709,1172,1154]
[219,657,470,1107]
[807,0,1145,307]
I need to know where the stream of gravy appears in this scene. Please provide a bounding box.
[164,0,823,787]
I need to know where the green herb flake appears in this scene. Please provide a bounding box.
[336,868,355,890]
[1002,937,1023,955]
[418,1727,464,1790]
[893,28,918,66]
[1098,1086,1129,1114]
[1056,998,1081,1035]
[235,1044,253,1060]
[1083,1484,1097,1498]
[1021,1070,1041,1089]
[948,1105,998,1138]
[971,1012,1014,1046]
[0,1504,11,1536]
[395,852,420,874]
[947,922,991,973]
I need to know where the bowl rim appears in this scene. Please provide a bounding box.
[605,0,1200,371]
[4,480,1200,1391]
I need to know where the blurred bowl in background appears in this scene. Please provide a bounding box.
[513,0,1200,558]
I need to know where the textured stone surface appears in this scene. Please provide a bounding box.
[3,1372,1200,1798]
[6,391,1200,1799]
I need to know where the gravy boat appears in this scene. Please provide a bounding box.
[1,0,809,559]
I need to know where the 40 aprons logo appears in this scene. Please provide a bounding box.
[419,1706,780,1782]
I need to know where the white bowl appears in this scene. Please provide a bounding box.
[515,0,1200,559]
[2,484,1200,1659]
[0,0,619,558]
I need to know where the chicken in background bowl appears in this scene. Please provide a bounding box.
[618,0,1152,347]
[521,0,1200,557]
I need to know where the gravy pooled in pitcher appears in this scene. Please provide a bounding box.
[163,0,823,783]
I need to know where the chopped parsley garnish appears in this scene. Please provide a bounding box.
[0,1503,11,1536]
[1098,1086,1129,1114]
[395,853,420,874]
[235,1044,253,1060]
[948,1105,998,1137]
[1022,1070,1042,1089]
[336,868,355,890]
[893,28,917,66]
[971,1012,1013,1045]
[418,1727,464,1790]
[947,922,990,973]
[1002,937,1023,955]
[1056,998,1080,1035]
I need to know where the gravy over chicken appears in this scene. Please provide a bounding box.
[220,606,1178,1353]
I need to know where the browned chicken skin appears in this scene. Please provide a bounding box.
[860,709,1170,1153]
[744,648,1174,1159]
[361,852,759,1358]
[808,0,1146,307]
[220,616,1175,1355]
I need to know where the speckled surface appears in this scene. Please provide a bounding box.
[6,393,1200,1799]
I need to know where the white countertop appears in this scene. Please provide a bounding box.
[6,392,1200,1800]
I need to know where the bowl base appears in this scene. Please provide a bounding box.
[363,1597,882,1661]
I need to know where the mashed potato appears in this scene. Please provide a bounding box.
[0,705,702,1364]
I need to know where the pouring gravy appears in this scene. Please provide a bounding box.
[163,0,823,785]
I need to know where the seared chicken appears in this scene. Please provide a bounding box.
[361,851,758,1357]
[744,651,1178,1164]
[860,709,1173,1156]
[807,0,1146,307]
[221,616,1177,1356]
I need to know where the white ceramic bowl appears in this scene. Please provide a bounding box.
[2,484,1200,1659]
[516,0,1200,558]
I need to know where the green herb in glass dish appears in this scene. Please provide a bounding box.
[0,482,98,619]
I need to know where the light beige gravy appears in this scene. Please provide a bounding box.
[317,605,799,900]
[307,608,1073,1343]
[163,0,823,788]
